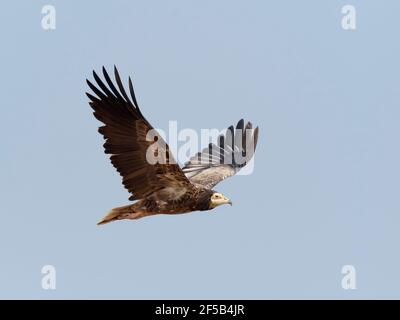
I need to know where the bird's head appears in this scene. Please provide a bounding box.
[209,192,232,209]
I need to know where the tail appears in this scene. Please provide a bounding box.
[97,204,133,225]
[97,202,153,225]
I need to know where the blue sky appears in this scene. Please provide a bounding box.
[1,0,400,299]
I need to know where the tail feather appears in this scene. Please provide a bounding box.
[97,204,133,225]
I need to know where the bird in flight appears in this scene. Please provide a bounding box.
[86,67,259,224]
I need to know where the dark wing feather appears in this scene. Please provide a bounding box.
[182,119,259,189]
[87,66,193,201]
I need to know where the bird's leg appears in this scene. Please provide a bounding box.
[123,199,159,220]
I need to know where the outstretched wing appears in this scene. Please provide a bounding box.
[182,119,259,189]
[86,66,193,201]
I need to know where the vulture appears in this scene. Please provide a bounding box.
[86,67,259,224]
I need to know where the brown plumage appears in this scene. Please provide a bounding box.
[86,67,259,224]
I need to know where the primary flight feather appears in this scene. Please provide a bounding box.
[86,66,259,224]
